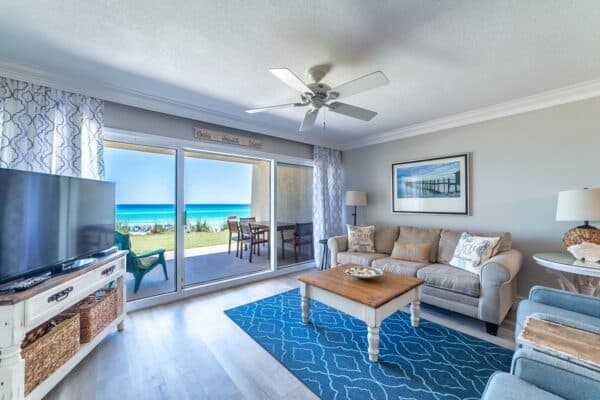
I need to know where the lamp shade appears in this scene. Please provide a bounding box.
[556,188,600,221]
[345,191,367,207]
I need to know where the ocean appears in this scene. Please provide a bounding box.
[116,204,251,229]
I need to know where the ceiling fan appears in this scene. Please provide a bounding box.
[246,65,389,132]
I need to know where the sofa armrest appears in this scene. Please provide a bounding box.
[511,348,600,400]
[529,286,600,319]
[526,312,600,335]
[328,236,348,267]
[481,249,523,285]
[478,249,522,325]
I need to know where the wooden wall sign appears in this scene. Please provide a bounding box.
[193,127,263,149]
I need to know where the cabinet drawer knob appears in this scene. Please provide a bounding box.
[48,286,73,303]
[102,266,116,276]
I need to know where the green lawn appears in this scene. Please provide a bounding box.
[129,231,229,254]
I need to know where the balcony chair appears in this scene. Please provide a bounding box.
[281,222,314,262]
[239,222,269,263]
[114,231,168,293]
[227,219,241,256]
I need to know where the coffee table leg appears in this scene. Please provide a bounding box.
[368,325,380,362]
[299,282,310,323]
[411,286,422,328]
[301,295,310,323]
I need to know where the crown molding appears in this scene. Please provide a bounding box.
[342,78,600,150]
[2,59,599,152]
[0,60,340,150]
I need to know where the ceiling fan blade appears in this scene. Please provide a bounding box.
[327,102,377,121]
[329,71,389,99]
[246,102,306,113]
[299,109,319,132]
[269,68,314,95]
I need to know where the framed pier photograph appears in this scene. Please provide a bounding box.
[392,154,469,215]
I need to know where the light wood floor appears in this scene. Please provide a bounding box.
[45,271,516,400]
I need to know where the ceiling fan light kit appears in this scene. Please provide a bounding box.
[246,65,389,132]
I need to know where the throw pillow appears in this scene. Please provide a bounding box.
[347,225,375,253]
[390,242,431,263]
[449,232,501,274]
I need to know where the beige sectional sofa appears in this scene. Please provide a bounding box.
[327,226,523,335]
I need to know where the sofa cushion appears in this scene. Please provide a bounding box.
[438,229,512,264]
[417,263,480,297]
[449,232,501,274]
[481,372,562,400]
[422,285,480,307]
[398,226,441,263]
[374,226,399,254]
[371,257,427,277]
[347,225,375,252]
[336,252,388,266]
[390,241,431,263]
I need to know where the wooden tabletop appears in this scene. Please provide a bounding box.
[0,251,128,305]
[519,316,600,368]
[298,265,423,308]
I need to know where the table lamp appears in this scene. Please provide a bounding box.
[345,191,367,226]
[556,188,600,260]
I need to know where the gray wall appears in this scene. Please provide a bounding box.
[342,97,600,296]
[104,101,314,160]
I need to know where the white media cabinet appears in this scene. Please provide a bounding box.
[0,251,127,400]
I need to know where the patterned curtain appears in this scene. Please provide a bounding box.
[0,76,104,179]
[313,146,344,264]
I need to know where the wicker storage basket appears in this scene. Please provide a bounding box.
[22,313,80,395]
[74,288,119,343]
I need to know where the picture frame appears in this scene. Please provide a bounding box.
[391,153,469,215]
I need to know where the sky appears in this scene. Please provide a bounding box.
[395,161,460,181]
[105,147,252,204]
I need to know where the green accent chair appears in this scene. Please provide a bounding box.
[115,231,168,293]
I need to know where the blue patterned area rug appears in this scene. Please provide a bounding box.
[225,289,512,400]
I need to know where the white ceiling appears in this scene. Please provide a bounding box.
[1,1,599,149]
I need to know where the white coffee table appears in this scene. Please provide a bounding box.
[298,265,424,362]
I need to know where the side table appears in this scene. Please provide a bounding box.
[533,252,600,296]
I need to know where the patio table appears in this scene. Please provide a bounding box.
[253,221,296,231]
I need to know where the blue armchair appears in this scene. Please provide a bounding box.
[482,348,600,400]
[482,286,600,399]
[515,285,600,341]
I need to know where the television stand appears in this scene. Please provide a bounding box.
[0,251,127,400]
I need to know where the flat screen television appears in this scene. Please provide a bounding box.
[0,168,116,284]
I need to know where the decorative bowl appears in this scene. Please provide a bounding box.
[344,266,384,280]
[568,242,600,263]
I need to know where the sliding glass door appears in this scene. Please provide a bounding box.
[183,151,272,287]
[104,141,177,301]
[104,136,314,306]
[276,163,314,268]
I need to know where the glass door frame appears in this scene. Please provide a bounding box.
[105,128,314,312]
[180,148,275,288]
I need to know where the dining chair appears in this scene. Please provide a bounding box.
[238,217,255,253]
[227,219,241,256]
[239,222,269,263]
[282,222,313,262]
